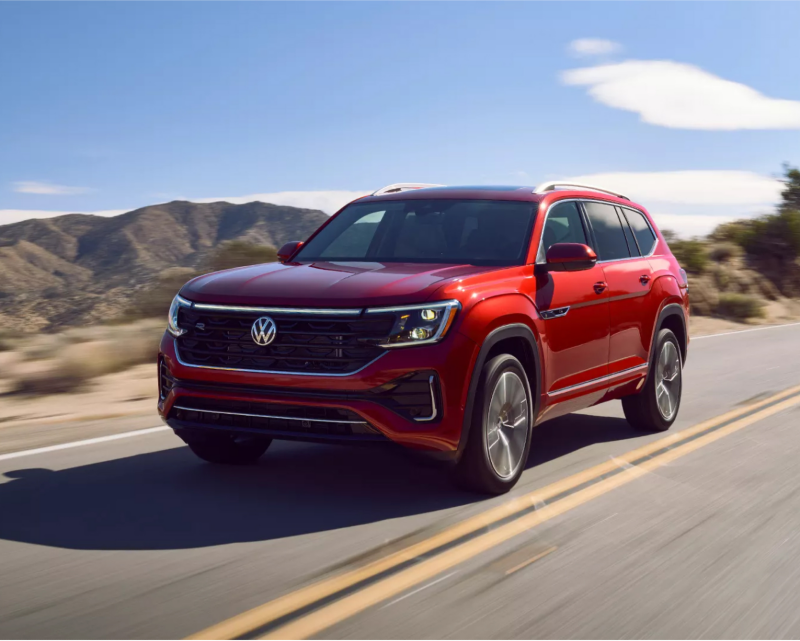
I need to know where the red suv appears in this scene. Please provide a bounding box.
[158,183,689,494]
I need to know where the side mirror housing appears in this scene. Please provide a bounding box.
[545,243,597,272]
[277,241,303,263]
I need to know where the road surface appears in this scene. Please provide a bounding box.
[1,324,800,639]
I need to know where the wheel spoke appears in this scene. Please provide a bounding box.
[487,425,500,450]
[657,382,671,417]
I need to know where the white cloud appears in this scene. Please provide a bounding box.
[568,38,622,57]
[0,209,127,226]
[562,170,782,205]
[194,190,370,214]
[647,212,737,238]
[561,60,800,130]
[13,181,93,195]
[559,170,783,237]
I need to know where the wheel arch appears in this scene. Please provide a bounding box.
[456,323,542,462]
[648,303,688,378]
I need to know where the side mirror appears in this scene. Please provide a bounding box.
[277,241,303,263]
[545,243,597,272]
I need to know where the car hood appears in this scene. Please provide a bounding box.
[180,261,494,308]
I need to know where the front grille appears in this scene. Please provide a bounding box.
[175,308,395,374]
[170,397,383,438]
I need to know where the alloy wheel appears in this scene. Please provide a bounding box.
[486,371,530,479]
[655,341,681,420]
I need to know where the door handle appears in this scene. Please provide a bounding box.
[593,281,607,294]
[640,274,651,285]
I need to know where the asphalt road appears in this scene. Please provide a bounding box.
[1,324,800,639]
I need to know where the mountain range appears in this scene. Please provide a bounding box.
[0,201,328,330]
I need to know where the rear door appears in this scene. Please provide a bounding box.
[534,200,609,395]
[582,201,658,376]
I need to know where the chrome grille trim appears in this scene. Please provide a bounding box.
[413,375,438,422]
[192,303,363,316]
[174,340,386,377]
[172,405,368,425]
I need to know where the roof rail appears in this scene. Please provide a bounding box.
[533,181,630,201]
[372,183,444,196]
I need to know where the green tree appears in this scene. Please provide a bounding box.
[711,164,800,260]
[781,163,800,212]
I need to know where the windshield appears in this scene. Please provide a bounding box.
[295,199,536,265]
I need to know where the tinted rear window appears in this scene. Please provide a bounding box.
[623,208,657,255]
[583,202,631,261]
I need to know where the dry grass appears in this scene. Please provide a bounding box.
[716,293,766,321]
[5,320,163,396]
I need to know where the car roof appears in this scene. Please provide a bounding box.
[358,185,644,211]
[361,185,542,203]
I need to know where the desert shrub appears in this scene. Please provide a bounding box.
[123,266,198,321]
[121,241,277,322]
[660,229,677,244]
[716,293,765,321]
[0,330,21,352]
[708,242,740,263]
[669,239,708,274]
[206,241,278,273]
[10,322,161,396]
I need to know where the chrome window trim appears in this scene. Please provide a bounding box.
[548,363,648,397]
[535,198,657,265]
[191,302,363,316]
[173,405,369,425]
[174,340,386,377]
[413,375,439,422]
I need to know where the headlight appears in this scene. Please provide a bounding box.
[167,295,192,337]
[366,300,460,347]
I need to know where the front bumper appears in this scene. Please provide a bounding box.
[158,330,478,456]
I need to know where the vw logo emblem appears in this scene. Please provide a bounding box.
[251,316,277,346]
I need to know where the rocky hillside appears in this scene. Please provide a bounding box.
[0,201,327,330]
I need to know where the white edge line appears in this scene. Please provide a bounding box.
[380,571,458,609]
[0,426,171,462]
[692,321,800,340]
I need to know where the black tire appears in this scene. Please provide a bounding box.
[186,433,271,465]
[455,354,534,494]
[622,328,683,432]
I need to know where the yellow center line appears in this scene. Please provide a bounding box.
[504,546,558,576]
[189,384,800,641]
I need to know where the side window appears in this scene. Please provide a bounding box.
[583,201,631,261]
[617,207,641,257]
[623,208,657,255]
[536,201,588,263]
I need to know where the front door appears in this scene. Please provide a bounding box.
[533,200,610,396]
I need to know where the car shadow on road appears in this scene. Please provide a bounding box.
[0,414,638,551]
[527,413,640,469]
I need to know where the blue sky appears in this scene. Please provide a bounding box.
[2,2,800,234]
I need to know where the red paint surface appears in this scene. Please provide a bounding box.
[160,186,689,454]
